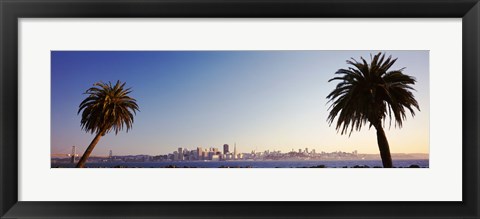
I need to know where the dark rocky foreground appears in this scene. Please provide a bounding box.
[68,164,423,168]
[52,160,428,168]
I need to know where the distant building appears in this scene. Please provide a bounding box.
[197,147,202,160]
[178,147,183,160]
[173,151,179,161]
[233,143,237,160]
[223,144,229,154]
[208,151,215,160]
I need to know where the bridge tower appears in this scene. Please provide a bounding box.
[70,146,76,164]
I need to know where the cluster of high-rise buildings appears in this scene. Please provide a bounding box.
[51,145,363,164]
[169,144,240,161]
[163,145,360,161]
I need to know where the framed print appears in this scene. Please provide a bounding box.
[1,0,479,218]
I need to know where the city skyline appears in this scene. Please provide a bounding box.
[51,143,428,157]
[52,144,428,167]
[51,51,429,156]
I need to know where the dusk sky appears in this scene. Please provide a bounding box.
[51,51,429,156]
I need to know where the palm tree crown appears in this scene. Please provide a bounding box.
[327,52,420,136]
[78,80,139,135]
[75,80,138,168]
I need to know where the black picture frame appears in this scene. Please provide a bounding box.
[1,0,479,218]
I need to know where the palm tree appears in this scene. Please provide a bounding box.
[326,53,419,168]
[76,80,139,168]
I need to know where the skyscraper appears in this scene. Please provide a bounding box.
[178,147,183,160]
[233,143,237,160]
[223,144,229,154]
[197,147,202,160]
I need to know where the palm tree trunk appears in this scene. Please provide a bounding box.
[75,130,105,168]
[374,125,393,168]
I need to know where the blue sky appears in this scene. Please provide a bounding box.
[51,51,429,156]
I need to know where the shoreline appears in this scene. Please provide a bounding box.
[51,159,429,168]
[52,164,425,168]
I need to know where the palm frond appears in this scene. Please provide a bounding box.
[78,80,139,135]
[326,52,420,136]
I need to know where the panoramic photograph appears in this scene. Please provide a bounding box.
[51,51,429,168]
